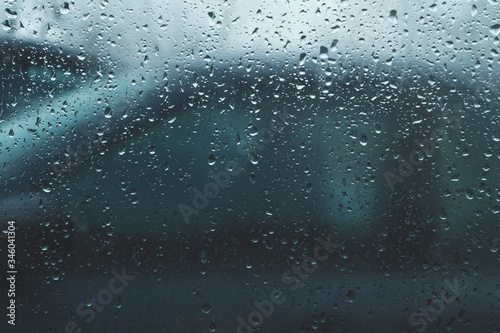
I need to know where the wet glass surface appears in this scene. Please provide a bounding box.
[0,1,499,332]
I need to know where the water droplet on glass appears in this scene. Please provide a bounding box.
[319,46,329,59]
[440,208,448,221]
[42,180,52,193]
[346,290,355,303]
[491,238,499,253]
[299,53,307,65]
[250,151,259,165]
[360,133,367,146]
[389,10,398,24]
[168,115,177,124]
[208,11,216,25]
[209,320,216,332]
[490,24,500,36]
[115,295,122,308]
[60,2,70,14]
[5,9,17,19]
[201,302,212,314]
[471,4,477,16]
[2,20,12,31]
[208,154,216,165]
[330,39,339,52]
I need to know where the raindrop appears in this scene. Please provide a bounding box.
[346,290,355,303]
[440,208,448,221]
[249,151,259,165]
[201,250,207,263]
[209,320,216,332]
[115,295,122,308]
[265,207,273,216]
[249,126,258,136]
[208,11,216,25]
[319,46,329,59]
[2,20,12,32]
[299,53,307,66]
[360,133,367,146]
[8,129,14,137]
[471,4,477,16]
[490,24,500,36]
[330,39,339,52]
[491,238,499,253]
[60,2,70,14]
[389,10,398,24]
[208,154,216,165]
[201,302,212,314]
[104,106,112,118]
[5,9,17,18]
[42,180,52,193]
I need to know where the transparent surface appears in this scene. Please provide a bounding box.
[0,1,499,332]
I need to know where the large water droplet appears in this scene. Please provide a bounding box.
[360,133,367,146]
[209,320,216,332]
[249,151,258,165]
[299,53,307,66]
[208,154,216,165]
[471,4,477,16]
[104,106,112,118]
[490,23,500,36]
[42,180,52,193]
[201,302,211,314]
[2,20,12,32]
[389,10,398,24]
[208,11,216,25]
[319,46,329,59]
[60,2,70,14]
[5,9,17,19]
[330,39,339,52]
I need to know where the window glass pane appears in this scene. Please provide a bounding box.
[1,1,498,332]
